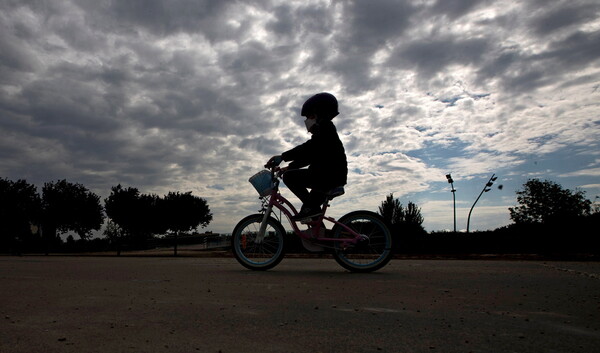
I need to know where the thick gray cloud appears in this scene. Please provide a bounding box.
[79,0,234,40]
[530,1,600,35]
[389,36,490,78]
[344,0,417,46]
[1,0,599,233]
[430,0,486,19]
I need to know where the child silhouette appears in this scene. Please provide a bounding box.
[267,93,348,222]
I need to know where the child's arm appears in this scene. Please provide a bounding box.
[282,137,316,160]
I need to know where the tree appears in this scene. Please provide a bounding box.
[103,220,125,255]
[104,185,138,235]
[163,191,212,232]
[509,179,592,225]
[378,193,404,225]
[0,178,42,252]
[163,191,213,256]
[105,185,145,242]
[405,201,425,228]
[42,180,105,241]
[137,192,168,236]
[104,185,167,245]
[378,194,426,252]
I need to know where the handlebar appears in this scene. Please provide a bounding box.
[264,156,288,179]
[263,164,287,180]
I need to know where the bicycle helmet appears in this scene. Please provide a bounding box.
[301,92,339,120]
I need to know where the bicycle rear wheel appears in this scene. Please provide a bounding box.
[331,211,393,272]
[231,214,286,271]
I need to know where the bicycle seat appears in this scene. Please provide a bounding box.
[326,186,345,200]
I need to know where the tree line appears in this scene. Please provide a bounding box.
[377,178,598,256]
[1,176,598,256]
[0,178,212,254]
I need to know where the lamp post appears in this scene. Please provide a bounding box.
[466,174,498,233]
[446,174,456,233]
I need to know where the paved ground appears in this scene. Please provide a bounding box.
[1,256,599,353]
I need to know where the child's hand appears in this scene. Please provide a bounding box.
[265,155,283,168]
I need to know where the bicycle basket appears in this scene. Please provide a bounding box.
[249,170,273,197]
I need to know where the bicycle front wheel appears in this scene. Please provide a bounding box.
[331,211,393,272]
[231,214,286,271]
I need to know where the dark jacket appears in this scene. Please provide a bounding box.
[281,120,348,188]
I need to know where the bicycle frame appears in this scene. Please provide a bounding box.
[256,170,365,248]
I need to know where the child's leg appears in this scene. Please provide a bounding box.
[282,169,311,205]
[307,189,327,210]
[283,170,324,218]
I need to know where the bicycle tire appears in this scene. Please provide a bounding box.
[231,214,286,271]
[331,210,393,272]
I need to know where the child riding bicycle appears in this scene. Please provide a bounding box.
[236,96,392,272]
[267,93,348,222]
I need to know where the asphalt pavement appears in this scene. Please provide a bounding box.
[1,256,599,353]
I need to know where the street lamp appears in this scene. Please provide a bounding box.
[446,174,456,233]
[466,174,498,233]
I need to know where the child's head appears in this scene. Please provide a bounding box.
[301,93,339,121]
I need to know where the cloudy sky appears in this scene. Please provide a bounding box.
[1,0,599,234]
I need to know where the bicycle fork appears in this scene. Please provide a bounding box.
[256,202,274,244]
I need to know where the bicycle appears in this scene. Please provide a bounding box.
[231,165,393,272]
